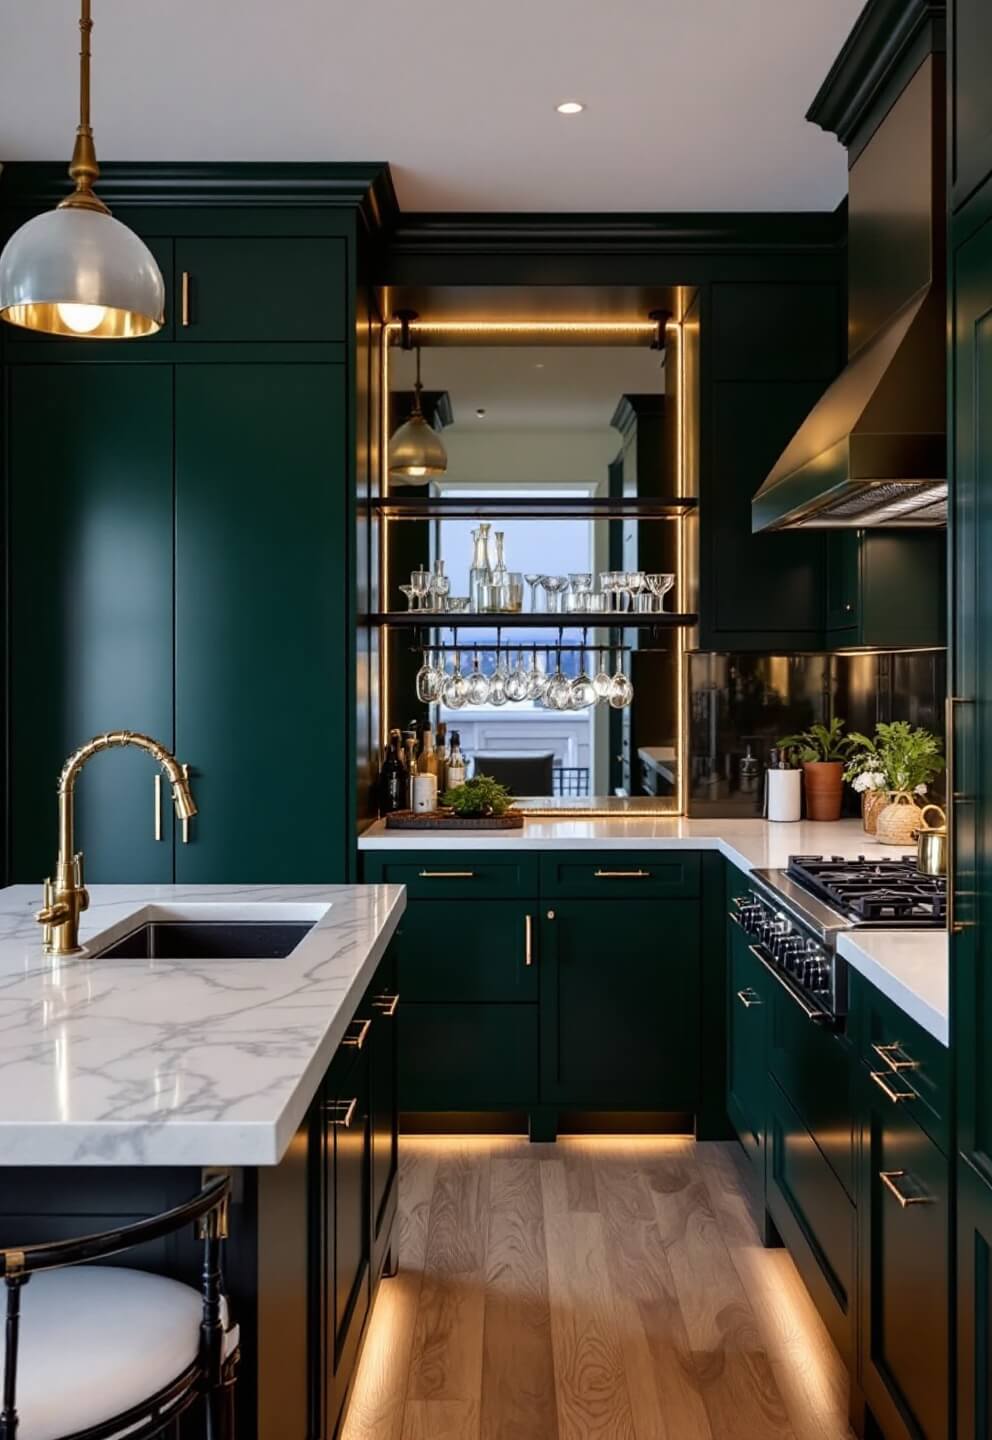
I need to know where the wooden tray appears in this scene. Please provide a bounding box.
[385,809,525,830]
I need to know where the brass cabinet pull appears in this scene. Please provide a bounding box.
[736,988,761,1008]
[327,1097,358,1129]
[372,993,399,1017]
[153,774,162,842]
[525,913,533,966]
[181,270,191,327]
[879,1169,935,1208]
[180,763,191,843]
[870,1069,916,1104]
[948,695,977,934]
[593,869,651,879]
[872,1041,919,1073]
[750,946,830,1024]
[418,870,476,879]
[342,1017,372,1050]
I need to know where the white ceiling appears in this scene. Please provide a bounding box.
[0,0,863,212]
[391,345,664,429]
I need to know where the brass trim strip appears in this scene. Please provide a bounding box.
[869,1069,916,1104]
[879,1169,935,1207]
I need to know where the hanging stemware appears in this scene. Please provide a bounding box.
[441,649,469,709]
[489,648,509,706]
[526,649,548,701]
[505,649,530,703]
[466,649,491,707]
[416,648,444,704]
[609,655,635,709]
[593,647,613,701]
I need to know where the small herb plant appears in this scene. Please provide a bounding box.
[440,774,514,818]
[778,718,855,765]
[843,721,944,795]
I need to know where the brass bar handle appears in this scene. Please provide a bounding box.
[154,774,162,842]
[750,945,830,1024]
[327,1097,358,1129]
[736,988,762,1008]
[418,870,476,879]
[181,270,191,327]
[180,763,191,843]
[372,993,399,1017]
[879,1169,935,1208]
[948,695,976,935]
[593,869,651,879]
[525,912,533,966]
[871,1041,919,1073]
[870,1069,916,1104]
[342,1017,372,1050]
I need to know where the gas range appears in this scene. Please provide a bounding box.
[732,854,946,1028]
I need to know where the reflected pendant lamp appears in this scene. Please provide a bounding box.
[388,345,448,484]
[0,0,165,339]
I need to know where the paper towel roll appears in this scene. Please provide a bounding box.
[767,768,802,823]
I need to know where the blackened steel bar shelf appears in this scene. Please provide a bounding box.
[369,495,697,520]
[363,611,698,629]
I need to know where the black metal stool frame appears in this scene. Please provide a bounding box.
[0,1175,238,1440]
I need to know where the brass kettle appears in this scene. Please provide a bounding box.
[913,803,948,877]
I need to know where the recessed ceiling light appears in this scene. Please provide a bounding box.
[535,362,545,369]
[556,100,585,115]
[475,407,486,418]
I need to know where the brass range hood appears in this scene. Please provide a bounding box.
[753,29,946,533]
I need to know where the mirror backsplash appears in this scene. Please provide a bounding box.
[687,650,947,818]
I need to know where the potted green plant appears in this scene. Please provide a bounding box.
[854,722,945,846]
[778,718,856,822]
[439,774,514,819]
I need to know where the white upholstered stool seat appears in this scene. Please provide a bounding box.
[2,1265,238,1440]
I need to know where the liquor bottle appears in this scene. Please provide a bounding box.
[446,731,467,788]
[420,725,439,778]
[435,722,449,787]
[411,752,438,814]
[379,730,407,814]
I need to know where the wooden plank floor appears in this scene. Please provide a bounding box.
[341,1137,855,1440]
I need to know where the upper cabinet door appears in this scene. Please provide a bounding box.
[174,238,347,342]
[7,364,175,882]
[174,362,348,883]
[951,0,992,211]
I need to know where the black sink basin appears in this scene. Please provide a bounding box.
[92,920,315,961]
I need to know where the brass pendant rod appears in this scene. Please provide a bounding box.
[59,0,110,215]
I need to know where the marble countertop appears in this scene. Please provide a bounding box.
[359,815,916,873]
[0,883,405,1167]
[839,930,948,1046]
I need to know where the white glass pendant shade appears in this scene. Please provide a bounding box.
[0,207,164,339]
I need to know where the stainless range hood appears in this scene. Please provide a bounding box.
[753,35,946,532]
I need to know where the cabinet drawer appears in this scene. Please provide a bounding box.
[727,919,768,1174]
[394,901,537,1002]
[539,851,700,899]
[399,1003,538,1110]
[767,1076,856,1365]
[362,851,539,900]
[174,237,346,342]
[766,952,856,1200]
[851,971,950,1155]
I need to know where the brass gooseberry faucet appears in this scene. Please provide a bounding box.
[35,731,198,955]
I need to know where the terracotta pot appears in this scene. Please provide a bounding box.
[876,790,924,846]
[803,761,844,821]
[861,789,888,835]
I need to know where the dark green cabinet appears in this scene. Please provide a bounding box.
[7,364,175,882]
[174,363,348,882]
[859,1064,951,1440]
[392,900,537,1003]
[174,237,347,343]
[539,898,699,1108]
[726,911,768,1174]
[368,959,399,1278]
[951,0,992,211]
[399,1002,539,1111]
[957,1157,992,1440]
[824,530,946,649]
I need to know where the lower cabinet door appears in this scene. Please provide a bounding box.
[399,1003,538,1110]
[957,1155,992,1440]
[324,1042,372,1438]
[726,916,767,1172]
[393,900,538,1002]
[766,1075,856,1365]
[860,1068,950,1440]
[369,958,399,1276]
[540,899,700,1108]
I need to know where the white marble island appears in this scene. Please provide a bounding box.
[0,882,405,1166]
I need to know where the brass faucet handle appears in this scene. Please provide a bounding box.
[36,898,71,926]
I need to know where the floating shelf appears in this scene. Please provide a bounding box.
[364,611,698,629]
[369,495,697,520]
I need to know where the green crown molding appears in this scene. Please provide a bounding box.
[0,161,398,233]
[807,0,945,150]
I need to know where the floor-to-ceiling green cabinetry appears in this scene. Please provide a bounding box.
[1,164,393,885]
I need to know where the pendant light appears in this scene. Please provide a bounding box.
[0,0,165,339]
[389,314,448,484]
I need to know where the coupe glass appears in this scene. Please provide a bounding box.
[466,651,491,706]
[399,584,416,612]
[441,652,469,709]
[505,651,530,702]
[542,576,569,614]
[646,572,676,612]
[525,574,543,612]
[626,572,646,609]
[593,649,613,700]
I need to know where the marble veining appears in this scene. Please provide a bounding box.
[0,883,405,1167]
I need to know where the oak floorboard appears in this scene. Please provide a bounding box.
[480,1156,559,1440]
[401,1400,481,1440]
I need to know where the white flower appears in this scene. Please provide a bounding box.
[915,783,928,796]
[852,773,870,793]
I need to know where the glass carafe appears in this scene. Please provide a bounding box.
[469,523,493,611]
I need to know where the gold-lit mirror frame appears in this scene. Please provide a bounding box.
[377,313,694,817]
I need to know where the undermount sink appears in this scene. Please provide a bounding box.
[92,920,316,961]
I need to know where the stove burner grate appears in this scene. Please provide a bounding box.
[786,854,946,926]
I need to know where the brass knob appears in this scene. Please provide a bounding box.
[35,901,70,926]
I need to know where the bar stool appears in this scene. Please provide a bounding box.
[0,1175,239,1440]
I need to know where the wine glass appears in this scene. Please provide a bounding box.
[626,571,646,610]
[646,573,676,612]
[609,658,635,709]
[416,650,444,704]
[526,653,548,701]
[593,648,613,700]
[466,651,490,706]
[411,568,431,611]
[399,584,416,612]
[505,650,530,703]
[525,574,543,612]
[442,651,468,709]
[546,654,572,710]
[430,572,451,612]
[542,575,569,614]
[570,654,596,708]
[489,653,509,707]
